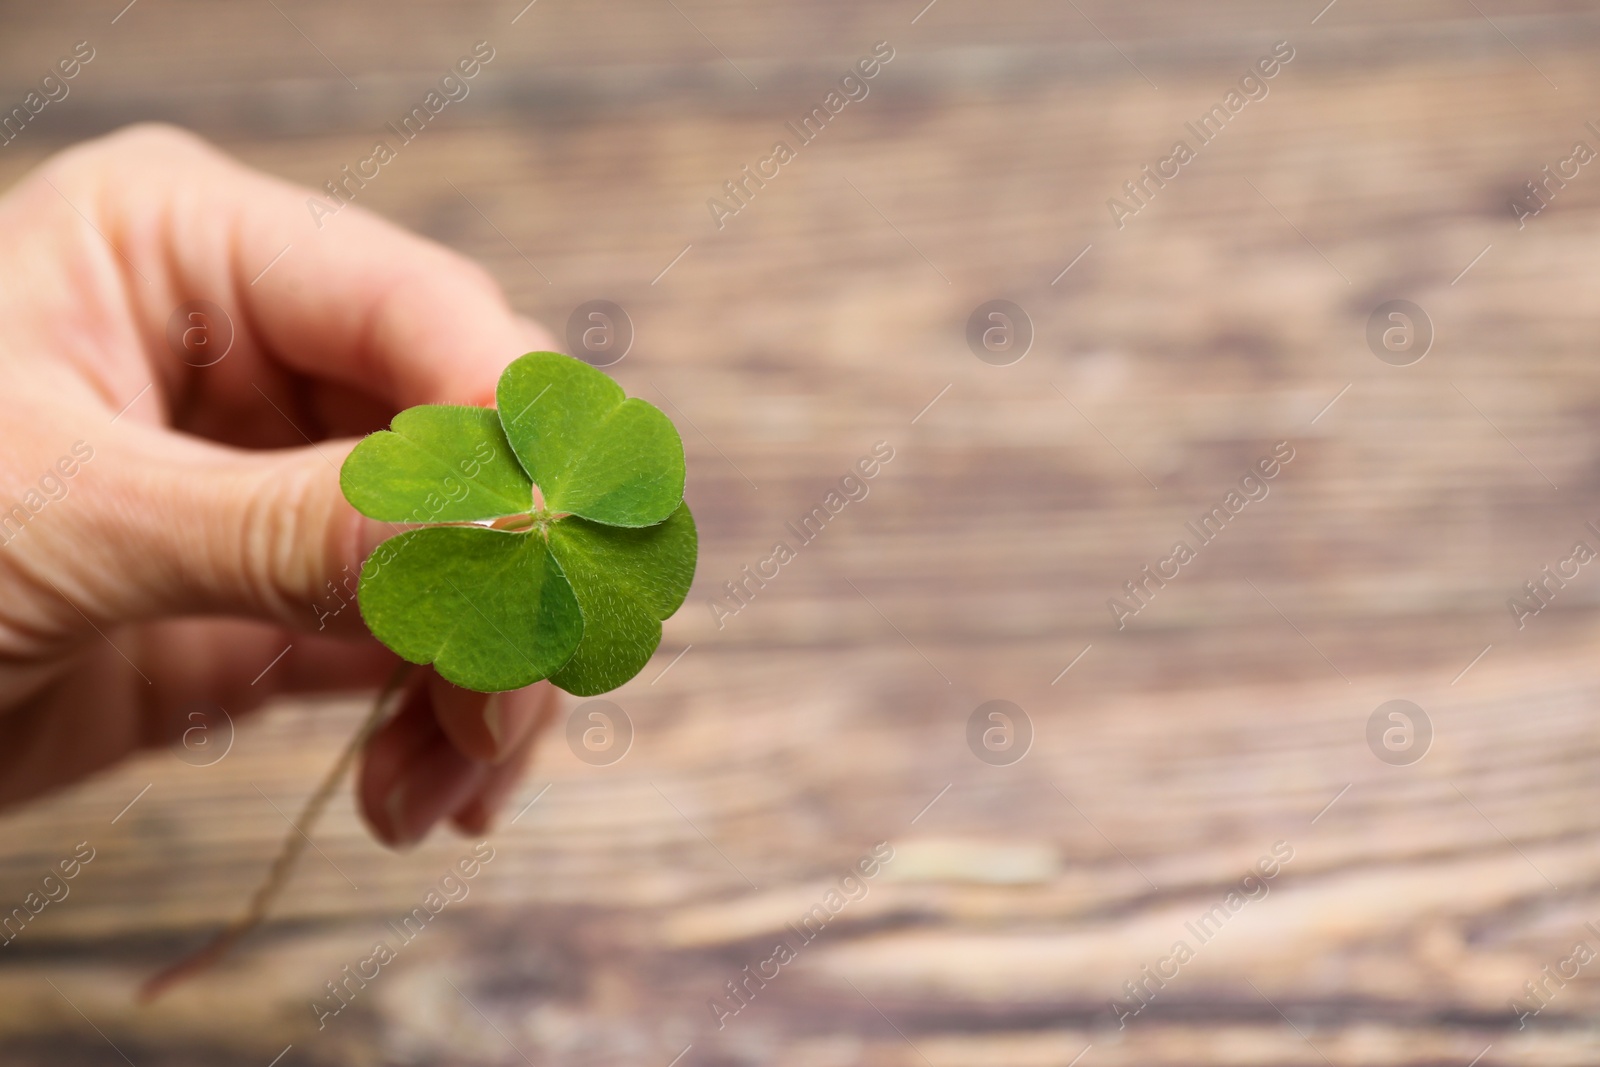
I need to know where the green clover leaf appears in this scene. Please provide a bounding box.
[548,504,696,696]
[339,352,698,694]
[496,351,684,527]
[340,405,532,523]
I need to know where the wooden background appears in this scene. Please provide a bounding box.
[4,0,1600,1063]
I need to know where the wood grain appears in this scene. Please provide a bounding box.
[3,1,1600,1063]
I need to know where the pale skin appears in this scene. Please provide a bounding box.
[0,124,559,847]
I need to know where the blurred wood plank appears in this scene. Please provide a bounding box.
[4,1,1600,1064]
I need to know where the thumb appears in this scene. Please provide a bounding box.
[60,425,386,633]
[45,319,557,634]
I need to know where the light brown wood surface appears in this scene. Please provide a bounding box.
[4,1,1600,1064]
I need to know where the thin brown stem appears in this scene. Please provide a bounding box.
[138,661,416,1002]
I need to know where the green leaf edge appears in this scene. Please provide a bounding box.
[495,351,685,528]
[339,404,532,524]
[546,502,698,696]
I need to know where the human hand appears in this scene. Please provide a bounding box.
[0,124,558,847]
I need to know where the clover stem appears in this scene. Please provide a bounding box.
[138,660,417,1002]
[490,513,539,533]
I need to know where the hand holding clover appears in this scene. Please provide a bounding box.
[0,123,698,995]
[147,353,697,997]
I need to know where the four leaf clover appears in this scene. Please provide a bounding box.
[340,352,697,695]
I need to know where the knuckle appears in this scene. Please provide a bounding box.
[34,123,216,201]
[101,122,212,159]
[431,248,505,304]
[63,122,208,170]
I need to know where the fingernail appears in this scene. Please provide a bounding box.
[384,758,489,849]
[383,780,416,851]
[483,695,506,761]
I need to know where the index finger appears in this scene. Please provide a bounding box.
[56,124,550,411]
